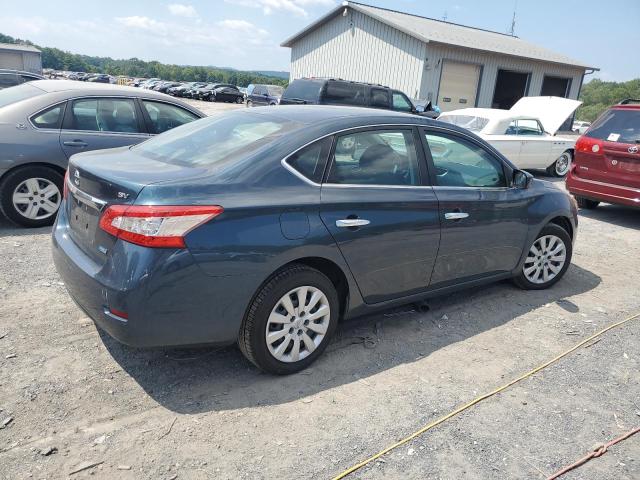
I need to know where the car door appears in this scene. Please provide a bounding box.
[59,97,149,159]
[320,127,441,304]
[420,127,530,286]
[251,85,266,105]
[514,119,553,169]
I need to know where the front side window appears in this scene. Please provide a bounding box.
[69,98,140,133]
[142,100,199,134]
[506,119,543,136]
[31,103,64,129]
[286,137,332,183]
[0,73,19,88]
[392,91,413,112]
[424,131,506,188]
[327,130,420,186]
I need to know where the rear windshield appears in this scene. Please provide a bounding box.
[282,80,323,103]
[134,112,300,167]
[586,109,640,144]
[438,115,490,132]
[0,83,44,109]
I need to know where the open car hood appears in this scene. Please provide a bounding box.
[510,96,582,135]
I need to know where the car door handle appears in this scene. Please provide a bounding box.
[444,212,469,220]
[63,140,88,147]
[336,219,370,228]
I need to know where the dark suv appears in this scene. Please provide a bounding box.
[279,78,438,118]
[566,99,640,209]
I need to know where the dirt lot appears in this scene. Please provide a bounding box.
[0,110,639,480]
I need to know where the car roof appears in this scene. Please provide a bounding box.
[0,69,44,78]
[28,79,159,96]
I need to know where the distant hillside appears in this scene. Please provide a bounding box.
[577,78,639,122]
[0,33,288,88]
[253,70,289,79]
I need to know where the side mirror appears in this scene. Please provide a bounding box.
[513,170,533,189]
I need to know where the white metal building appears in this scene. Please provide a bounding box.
[281,2,597,112]
[0,43,42,74]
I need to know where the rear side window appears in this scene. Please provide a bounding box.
[31,103,65,129]
[142,100,199,134]
[370,88,390,108]
[586,109,640,144]
[69,98,140,133]
[324,81,366,106]
[282,80,322,103]
[286,137,332,183]
[327,129,420,186]
[0,73,19,88]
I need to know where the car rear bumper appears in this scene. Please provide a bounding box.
[52,206,258,348]
[566,173,640,208]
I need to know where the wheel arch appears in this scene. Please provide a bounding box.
[0,162,66,184]
[548,215,574,240]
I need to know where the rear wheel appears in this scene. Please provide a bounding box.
[575,196,599,209]
[239,265,339,375]
[0,166,63,227]
[547,151,572,177]
[246,100,253,108]
[513,224,572,290]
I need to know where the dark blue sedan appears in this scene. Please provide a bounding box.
[52,106,577,374]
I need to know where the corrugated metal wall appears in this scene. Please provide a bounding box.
[0,50,42,74]
[22,52,42,74]
[420,44,584,106]
[289,10,426,98]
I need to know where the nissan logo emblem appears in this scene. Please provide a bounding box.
[629,146,639,154]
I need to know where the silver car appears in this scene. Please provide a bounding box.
[0,80,204,227]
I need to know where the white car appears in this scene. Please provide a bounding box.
[572,120,591,134]
[438,96,582,176]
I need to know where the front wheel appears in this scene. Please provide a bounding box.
[238,265,339,375]
[235,96,243,104]
[547,151,572,177]
[0,166,63,227]
[513,224,572,290]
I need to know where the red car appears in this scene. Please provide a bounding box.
[566,99,640,209]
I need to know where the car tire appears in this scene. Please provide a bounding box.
[246,100,253,108]
[547,151,572,177]
[575,196,600,209]
[235,97,243,104]
[513,224,572,290]
[0,165,64,228]
[238,264,339,375]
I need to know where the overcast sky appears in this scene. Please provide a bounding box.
[2,0,637,81]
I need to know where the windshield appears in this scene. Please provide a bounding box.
[134,112,301,167]
[438,115,490,132]
[0,83,44,109]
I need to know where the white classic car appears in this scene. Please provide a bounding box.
[438,96,582,176]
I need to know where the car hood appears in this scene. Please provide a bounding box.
[510,96,582,135]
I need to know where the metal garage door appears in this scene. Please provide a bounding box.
[0,52,24,70]
[438,61,480,112]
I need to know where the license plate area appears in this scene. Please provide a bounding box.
[69,193,101,246]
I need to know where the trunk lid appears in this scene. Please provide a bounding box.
[510,96,582,135]
[66,146,208,262]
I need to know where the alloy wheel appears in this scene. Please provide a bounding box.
[555,153,571,176]
[12,177,61,220]
[265,286,330,363]
[523,235,567,284]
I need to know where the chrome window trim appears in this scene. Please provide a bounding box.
[280,122,512,190]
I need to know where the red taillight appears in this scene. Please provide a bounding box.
[575,136,603,154]
[99,205,223,248]
[63,170,69,199]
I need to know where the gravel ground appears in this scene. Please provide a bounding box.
[0,155,638,479]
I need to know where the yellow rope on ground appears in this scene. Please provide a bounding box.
[331,311,640,480]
